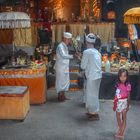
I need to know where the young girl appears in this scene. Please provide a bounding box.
[113,68,131,139]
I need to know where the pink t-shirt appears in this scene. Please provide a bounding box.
[116,83,131,99]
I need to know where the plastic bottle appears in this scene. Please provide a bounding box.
[105,60,111,72]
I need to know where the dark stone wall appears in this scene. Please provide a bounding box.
[102,0,140,38]
[0,0,21,5]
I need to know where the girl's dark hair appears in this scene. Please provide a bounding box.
[116,68,130,87]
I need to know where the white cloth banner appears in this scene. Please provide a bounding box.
[0,12,31,29]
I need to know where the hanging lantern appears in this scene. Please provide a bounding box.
[107,11,116,20]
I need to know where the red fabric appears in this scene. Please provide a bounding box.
[113,96,128,111]
[113,97,118,111]
[43,22,51,32]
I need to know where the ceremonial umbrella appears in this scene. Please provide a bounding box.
[124,7,140,61]
[124,7,140,24]
[0,12,31,29]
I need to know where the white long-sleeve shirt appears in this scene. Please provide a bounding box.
[81,48,102,80]
[56,42,73,62]
[55,42,73,93]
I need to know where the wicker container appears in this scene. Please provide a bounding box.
[0,86,30,120]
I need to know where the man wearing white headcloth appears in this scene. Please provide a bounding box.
[81,33,102,120]
[55,32,73,102]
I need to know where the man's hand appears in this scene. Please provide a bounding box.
[74,52,82,60]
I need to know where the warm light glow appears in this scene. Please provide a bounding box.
[80,0,101,20]
[107,11,116,20]
[102,54,108,62]
[53,0,64,19]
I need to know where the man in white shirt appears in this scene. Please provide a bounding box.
[81,33,102,120]
[55,32,73,102]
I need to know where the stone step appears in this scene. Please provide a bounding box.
[69,83,79,91]
[70,74,79,80]
[69,69,80,73]
[69,87,79,91]
[69,66,80,71]
[70,81,78,86]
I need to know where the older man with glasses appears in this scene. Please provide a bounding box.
[55,32,73,102]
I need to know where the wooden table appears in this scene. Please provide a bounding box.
[0,66,47,104]
[0,86,30,120]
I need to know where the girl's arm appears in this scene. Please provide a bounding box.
[127,92,131,111]
[126,83,131,111]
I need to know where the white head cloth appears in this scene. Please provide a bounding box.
[63,32,72,39]
[86,33,96,43]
